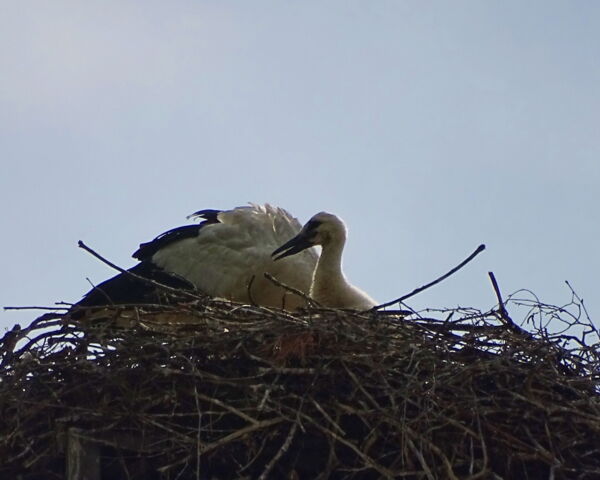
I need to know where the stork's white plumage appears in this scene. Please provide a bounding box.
[76,204,375,311]
[151,205,320,309]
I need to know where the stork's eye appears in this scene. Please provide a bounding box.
[305,219,321,233]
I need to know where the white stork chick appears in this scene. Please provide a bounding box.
[273,212,377,310]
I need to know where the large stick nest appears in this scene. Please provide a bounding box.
[1,291,599,479]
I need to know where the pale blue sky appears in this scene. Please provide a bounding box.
[2,1,599,330]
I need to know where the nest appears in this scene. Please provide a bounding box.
[1,291,599,479]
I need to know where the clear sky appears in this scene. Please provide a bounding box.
[1,1,599,331]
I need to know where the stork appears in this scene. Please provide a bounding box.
[75,204,375,311]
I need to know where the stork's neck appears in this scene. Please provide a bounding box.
[313,239,347,287]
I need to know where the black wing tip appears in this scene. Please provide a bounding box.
[132,224,206,261]
[132,208,223,261]
[187,209,222,222]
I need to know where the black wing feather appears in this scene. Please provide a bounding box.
[187,209,221,223]
[133,225,203,261]
[75,262,195,308]
[133,209,222,261]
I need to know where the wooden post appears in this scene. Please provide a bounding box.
[66,428,101,480]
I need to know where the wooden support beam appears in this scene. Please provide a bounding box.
[66,428,100,480]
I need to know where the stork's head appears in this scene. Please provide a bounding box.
[272,212,347,261]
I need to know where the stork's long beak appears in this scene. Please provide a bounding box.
[272,232,314,261]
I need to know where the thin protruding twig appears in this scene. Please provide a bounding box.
[373,244,486,310]
[488,272,508,317]
[264,273,321,308]
[247,275,258,307]
[4,306,69,311]
[565,280,595,330]
[488,271,525,334]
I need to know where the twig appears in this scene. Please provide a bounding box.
[565,280,595,330]
[194,391,259,425]
[488,272,508,316]
[405,435,435,480]
[264,272,321,308]
[247,275,258,307]
[258,421,298,480]
[4,306,69,311]
[488,272,525,334]
[374,244,486,310]
[85,277,114,305]
[198,417,284,455]
[311,398,346,436]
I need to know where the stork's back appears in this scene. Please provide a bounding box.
[151,204,318,309]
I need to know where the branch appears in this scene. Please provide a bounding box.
[4,306,69,311]
[373,244,486,310]
[488,271,508,317]
[488,271,526,334]
[264,273,321,308]
[258,421,298,480]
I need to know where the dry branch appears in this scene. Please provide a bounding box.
[374,244,486,310]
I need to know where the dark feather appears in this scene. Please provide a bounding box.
[75,262,195,308]
[133,225,204,261]
[187,209,222,223]
[133,210,222,261]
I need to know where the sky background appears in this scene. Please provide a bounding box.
[1,1,599,332]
